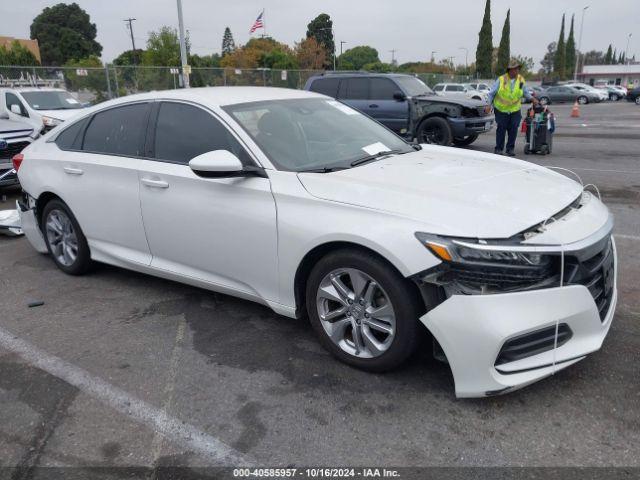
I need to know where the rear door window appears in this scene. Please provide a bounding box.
[309,78,340,98]
[343,78,369,100]
[82,103,150,156]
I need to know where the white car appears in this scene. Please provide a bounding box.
[433,83,487,101]
[467,82,491,93]
[1,87,88,132]
[14,87,616,398]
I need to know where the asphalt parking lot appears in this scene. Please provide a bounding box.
[0,101,639,474]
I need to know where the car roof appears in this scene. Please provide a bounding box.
[309,72,414,79]
[78,87,324,110]
[2,87,68,93]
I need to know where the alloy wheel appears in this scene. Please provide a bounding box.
[45,209,79,267]
[316,268,396,359]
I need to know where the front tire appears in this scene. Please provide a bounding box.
[306,249,421,372]
[578,95,589,105]
[452,134,479,147]
[635,96,640,105]
[539,96,550,106]
[416,117,453,146]
[42,199,93,275]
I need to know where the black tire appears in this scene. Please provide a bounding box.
[41,199,93,275]
[578,95,588,105]
[305,249,421,372]
[635,96,640,105]
[416,117,453,146]
[539,96,550,106]
[452,134,479,147]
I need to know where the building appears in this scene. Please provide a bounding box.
[0,36,41,63]
[578,64,640,88]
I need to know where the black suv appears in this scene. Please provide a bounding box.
[304,73,494,146]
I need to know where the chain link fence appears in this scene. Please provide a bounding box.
[0,65,473,105]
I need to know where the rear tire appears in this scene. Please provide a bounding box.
[305,249,421,372]
[416,117,453,146]
[452,134,479,147]
[539,96,550,106]
[42,199,93,275]
[635,96,640,105]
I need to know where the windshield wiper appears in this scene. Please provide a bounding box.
[350,149,403,167]
[297,166,348,173]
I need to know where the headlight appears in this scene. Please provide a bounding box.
[41,116,62,127]
[415,232,558,294]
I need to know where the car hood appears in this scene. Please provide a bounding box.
[37,109,85,121]
[411,94,487,108]
[0,118,33,136]
[297,146,583,239]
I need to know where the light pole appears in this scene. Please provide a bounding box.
[573,5,589,81]
[459,47,468,70]
[338,41,347,70]
[389,49,397,66]
[625,33,632,65]
[430,51,437,63]
[176,0,189,87]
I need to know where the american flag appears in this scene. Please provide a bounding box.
[249,11,264,33]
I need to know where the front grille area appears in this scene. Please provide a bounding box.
[495,323,573,366]
[0,141,30,160]
[563,237,615,322]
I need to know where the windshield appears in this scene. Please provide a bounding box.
[224,98,414,172]
[20,91,84,110]
[394,76,434,97]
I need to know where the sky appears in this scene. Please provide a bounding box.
[2,0,638,68]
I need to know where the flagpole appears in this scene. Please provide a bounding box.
[262,9,266,38]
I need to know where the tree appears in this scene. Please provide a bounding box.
[30,3,102,65]
[475,0,493,78]
[113,49,144,66]
[143,26,183,66]
[553,14,566,79]
[338,46,380,71]
[295,37,326,70]
[63,55,107,102]
[565,14,576,79]
[495,9,510,74]
[222,27,235,57]
[582,50,605,66]
[306,14,334,69]
[511,55,534,78]
[605,44,613,64]
[540,42,556,75]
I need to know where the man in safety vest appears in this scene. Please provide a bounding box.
[487,62,536,156]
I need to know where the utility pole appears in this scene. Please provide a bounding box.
[123,18,137,64]
[573,5,589,81]
[430,51,437,63]
[459,47,468,70]
[625,33,632,65]
[176,0,190,88]
[339,41,347,70]
[389,49,397,66]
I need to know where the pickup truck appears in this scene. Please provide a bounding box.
[0,115,34,188]
[304,73,494,147]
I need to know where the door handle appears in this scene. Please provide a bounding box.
[369,104,379,108]
[63,166,84,175]
[141,178,169,189]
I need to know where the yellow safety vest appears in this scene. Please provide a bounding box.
[494,74,525,113]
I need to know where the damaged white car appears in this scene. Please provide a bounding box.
[14,87,616,397]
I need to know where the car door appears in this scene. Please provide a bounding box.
[137,100,278,302]
[53,102,152,265]
[368,77,409,133]
[337,77,370,115]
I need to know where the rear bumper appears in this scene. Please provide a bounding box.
[448,116,494,137]
[17,197,48,253]
[420,241,617,398]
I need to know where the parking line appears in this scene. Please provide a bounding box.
[0,326,253,466]
[615,234,640,241]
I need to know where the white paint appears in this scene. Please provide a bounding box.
[615,234,640,241]
[0,326,252,466]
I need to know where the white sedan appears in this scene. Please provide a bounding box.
[14,87,616,397]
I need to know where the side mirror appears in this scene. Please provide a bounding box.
[188,150,266,178]
[393,91,406,101]
[10,104,22,115]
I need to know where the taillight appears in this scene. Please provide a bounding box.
[12,153,24,171]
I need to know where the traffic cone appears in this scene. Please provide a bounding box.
[521,118,527,133]
[571,101,580,118]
